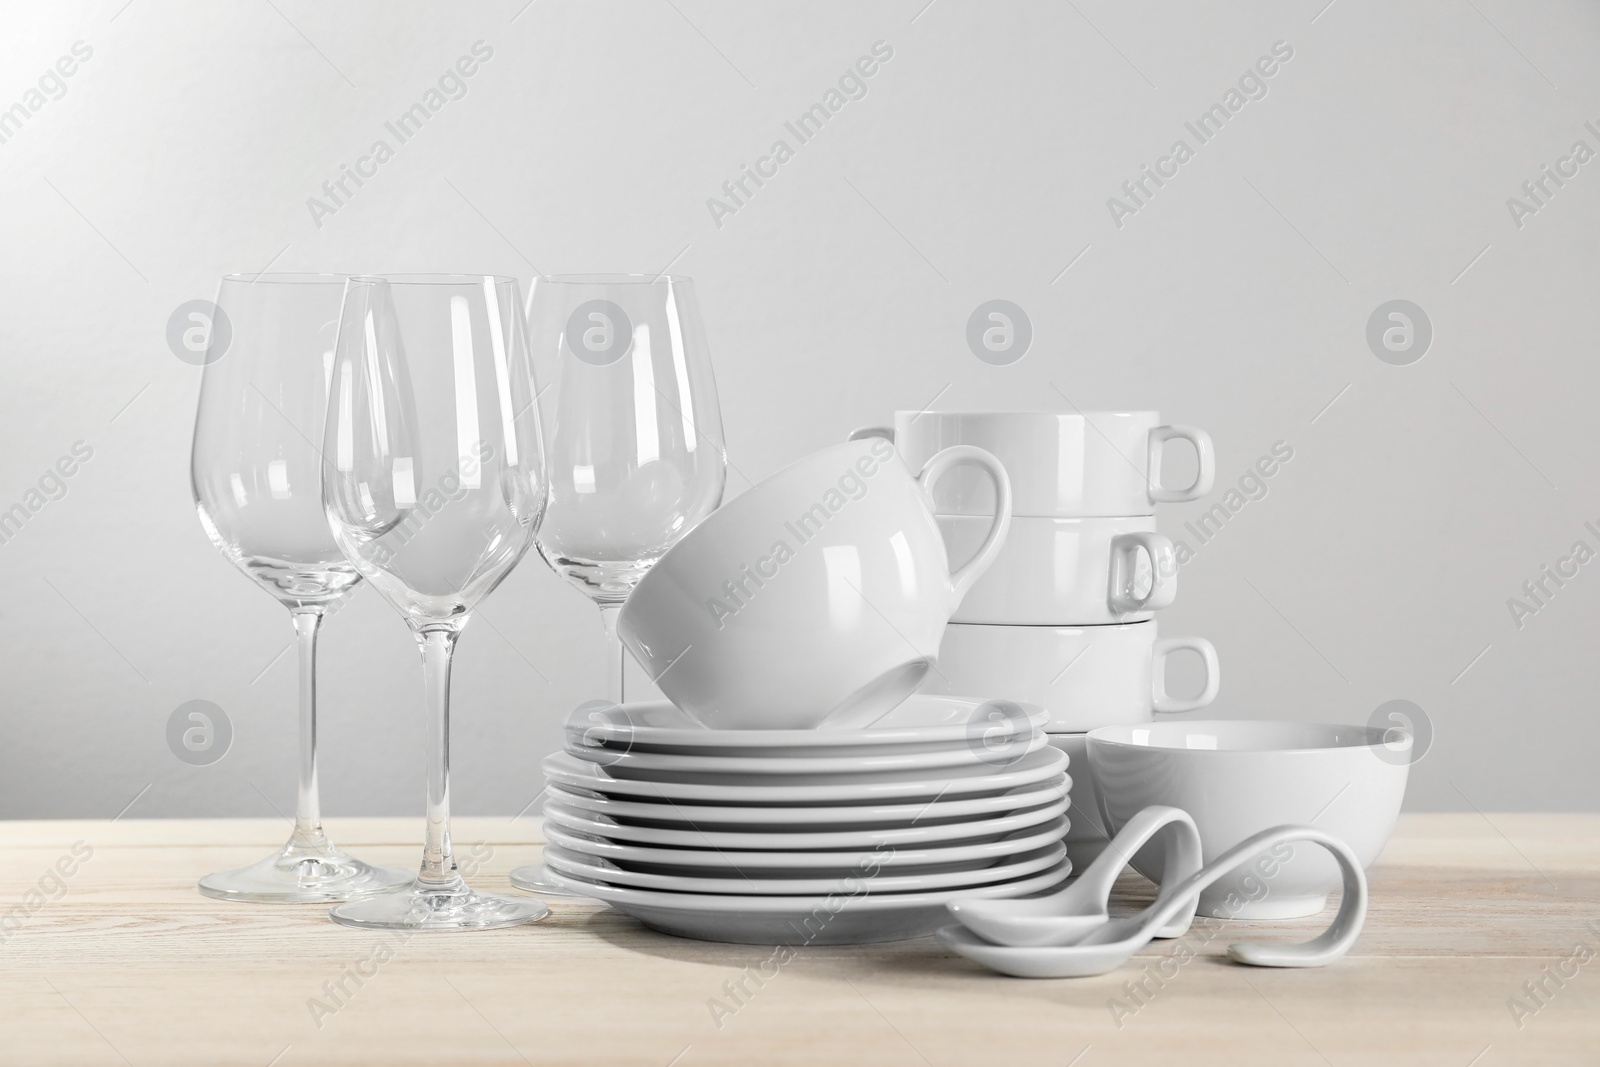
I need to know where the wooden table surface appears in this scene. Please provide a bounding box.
[1,814,1597,1066]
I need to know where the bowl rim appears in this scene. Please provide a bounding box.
[894,410,1159,423]
[1086,719,1409,756]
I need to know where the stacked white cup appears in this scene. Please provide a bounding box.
[853,411,1220,866]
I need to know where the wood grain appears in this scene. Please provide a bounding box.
[1,815,1597,1066]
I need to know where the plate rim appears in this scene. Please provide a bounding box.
[540,793,1071,851]
[541,841,1068,896]
[540,746,1067,804]
[542,814,1072,870]
[540,777,1070,826]
[567,694,1049,751]
[565,730,1048,776]
[539,854,1075,912]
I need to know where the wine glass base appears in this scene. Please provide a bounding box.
[508,862,582,896]
[198,842,412,904]
[329,879,551,931]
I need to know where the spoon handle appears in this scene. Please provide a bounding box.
[1077,805,1203,938]
[1138,825,1367,968]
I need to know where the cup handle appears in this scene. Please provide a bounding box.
[848,426,894,443]
[1148,425,1215,503]
[1152,636,1220,713]
[1107,532,1177,614]
[917,445,1012,605]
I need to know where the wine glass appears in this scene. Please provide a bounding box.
[321,274,549,931]
[190,273,411,903]
[508,273,726,894]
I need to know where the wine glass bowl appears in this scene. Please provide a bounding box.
[192,275,361,610]
[324,276,544,630]
[527,273,726,650]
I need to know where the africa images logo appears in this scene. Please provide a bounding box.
[706,41,895,228]
[1105,40,1294,229]
[704,435,897,629]
[305,41,495,229]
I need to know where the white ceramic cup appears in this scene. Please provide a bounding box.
[851,411,1214,517]
[920,620,1218,732]
[940,514,1176,624]
[1087,720,1410,919]
[618,437,1012,730]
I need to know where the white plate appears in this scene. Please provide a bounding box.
[542,793,1070,851]
[539,857,1074,945]
[543,841,1066,896]
[542,779,1069,830]
[567,695,1048,756]
[541,746,1067,805]
[574,730,1048,783]
[544,816,1070,873]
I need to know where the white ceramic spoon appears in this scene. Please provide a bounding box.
[947,805,1203,947]
[936,825,1367,978]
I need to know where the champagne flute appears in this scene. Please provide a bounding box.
[322,274,549,930]
[190,273,411,903]
[509,273,726,895]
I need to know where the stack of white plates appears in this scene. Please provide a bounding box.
[538,695,1074,944]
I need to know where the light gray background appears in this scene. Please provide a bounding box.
[2,0,1596,819]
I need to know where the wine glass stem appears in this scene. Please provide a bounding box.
[289,608,329,850]
[598,603,624,704]
[417,627,461,888]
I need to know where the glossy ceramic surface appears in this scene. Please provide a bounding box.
[947,805,1201,946]
[542,817,1071,873]
[541,746,1068,805]
[541,793,1071,851]
[939,514,1176,624]
[543,841,1067,895]
[937,824,1368,977]
[618,438,1012,729]
[541,779,1070,830]
[923,621,1219,732]
[1048,734,1112,870]
[565,694,1048,755]
[864,411,1214,517]
[1087,720,1409,918]
[539,859,1075,945]
[573,732,1048,783]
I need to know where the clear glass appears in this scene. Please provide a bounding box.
[321,274,549,930]
[510,273,726,894]
[190,273,411,903]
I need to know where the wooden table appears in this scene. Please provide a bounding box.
[2,815,1597,1066]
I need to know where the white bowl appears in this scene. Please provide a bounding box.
[1087,720,1409,919]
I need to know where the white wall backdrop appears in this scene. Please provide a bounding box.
[2,0,1598,819]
